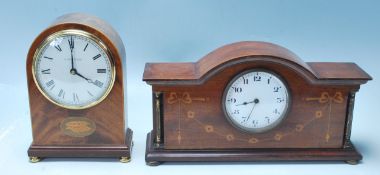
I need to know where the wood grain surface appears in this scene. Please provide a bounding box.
[26,13,131,158]
[143,41,371,151]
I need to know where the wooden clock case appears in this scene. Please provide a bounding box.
[143,41,371,165]
[26,13,132,162]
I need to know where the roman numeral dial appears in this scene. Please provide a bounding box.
[33,30,115,109]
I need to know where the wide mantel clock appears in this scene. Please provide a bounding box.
[26,13,132,163]
[143,41,372,165]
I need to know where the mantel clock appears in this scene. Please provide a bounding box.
[143,41,371,165]
[26,13,132,163]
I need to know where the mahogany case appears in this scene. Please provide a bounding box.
[143,41,371,165]
[26,13,132,161]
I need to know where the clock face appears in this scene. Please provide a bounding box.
[223,70,290,133]
[32,30,115,109]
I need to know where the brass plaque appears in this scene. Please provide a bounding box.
[60,117,96,137]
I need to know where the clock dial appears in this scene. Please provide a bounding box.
[33,30,115,109]
[223,70,290,133]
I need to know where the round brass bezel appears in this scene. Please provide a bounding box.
[31,29,116,110]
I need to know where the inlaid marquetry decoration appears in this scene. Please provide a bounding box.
[27,13,132,163]
[143,41,371,165]
[305,92,344,142]
[166,92,210,144]
[167,91,345,145]
[60,117,96,137]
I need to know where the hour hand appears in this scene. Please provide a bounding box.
[236,101,250,106]
[242,98,260,122]
[235,99,258,106]
[76,72,90,81]
[72,69,92,83]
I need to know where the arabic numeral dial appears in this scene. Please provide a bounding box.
[223,70,290,133]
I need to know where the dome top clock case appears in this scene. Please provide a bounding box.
[143,41,371,165]
[27,13,132,163]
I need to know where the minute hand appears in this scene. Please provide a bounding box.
[70,48,74,70]
[69,36,75,70]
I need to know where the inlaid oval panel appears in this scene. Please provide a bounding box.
[60,117,96,137]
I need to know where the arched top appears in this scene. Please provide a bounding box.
[26,13,128,110]
[51,13,126,61]
[27,13,126,68]
[196,41,314,77]
[143,41,371,85]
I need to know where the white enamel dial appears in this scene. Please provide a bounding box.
[223,70,289,133]
[33,30,115,109]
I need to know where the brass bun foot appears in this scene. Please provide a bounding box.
[345,160,359,165]
[120,156,131,163]
[146,161,161,166]
[29,156,41,163]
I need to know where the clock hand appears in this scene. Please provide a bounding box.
[69,36,75,71]
[236,100,256,106]
[67,37,98,86]
[72,69,93,83]
[243,98,259,122]
[67,37,95,85]
[70,51,74,70]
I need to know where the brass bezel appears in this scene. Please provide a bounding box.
[32,29,116,110]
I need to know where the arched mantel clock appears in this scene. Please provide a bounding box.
[26,13,132,163]
[143,41,371,165]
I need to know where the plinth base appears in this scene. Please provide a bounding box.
[28,128,133,163]
[145,131,362,166]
